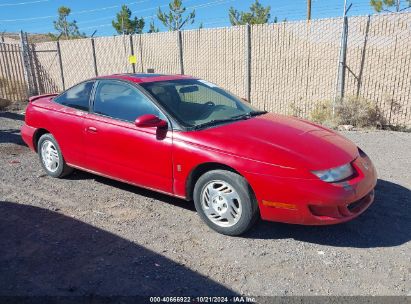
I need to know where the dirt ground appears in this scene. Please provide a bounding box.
[0,108,410,297]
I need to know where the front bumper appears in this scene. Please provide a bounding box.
[245,154,377,225]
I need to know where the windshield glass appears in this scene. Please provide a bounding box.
[140,79,265,129]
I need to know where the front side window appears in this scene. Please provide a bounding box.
[93,80,165,122]
[141,79,264,129]
[54,81,94,111]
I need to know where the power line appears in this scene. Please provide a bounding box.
[28,0,234,32]
[77,0,234,25]
[0,0,49,7]
[19,0,190,32]
[19,1,376,34]
[76,0,193,26]
[0,0,149,22]
[189,0,233,9]
[72,0,150,16]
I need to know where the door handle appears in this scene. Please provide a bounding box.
[86,126,98,133]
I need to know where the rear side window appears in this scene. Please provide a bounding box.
[93,80,164,122]
[54,81,94,111]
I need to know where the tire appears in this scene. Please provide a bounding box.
[193,169,259,236]
[37,133,73,178]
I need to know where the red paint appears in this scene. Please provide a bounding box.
[135,114,168,128]
[21,74,377,226]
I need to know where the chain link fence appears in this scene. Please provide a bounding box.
[1,12,410,127]
[251,18,344,114]
[30,41,61,94]
[183,26,249,102]
[342,13,411,126]
[0,42,28,103]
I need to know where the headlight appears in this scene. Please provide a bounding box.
[312,163,354,183]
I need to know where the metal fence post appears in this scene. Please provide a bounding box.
[129,34,136,74]
[333,1,351,114]
[177,30,184,75]
[91,38,98,76]
[25,32,39,95]
[336,17,348,99]
[56,40,65,91]
[246,23,252,103]
[19,30,34,97]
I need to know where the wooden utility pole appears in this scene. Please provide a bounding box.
[307,0,312,20]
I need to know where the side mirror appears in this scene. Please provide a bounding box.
[135,114,168,128]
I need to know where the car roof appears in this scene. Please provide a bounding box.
[95,73,196,83]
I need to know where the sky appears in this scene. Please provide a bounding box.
[0,0,386,36]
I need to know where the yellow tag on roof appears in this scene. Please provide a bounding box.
[128,55,137,64]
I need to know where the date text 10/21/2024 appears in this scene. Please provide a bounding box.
[149,296,256,303]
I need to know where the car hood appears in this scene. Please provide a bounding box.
[180,113,359,170]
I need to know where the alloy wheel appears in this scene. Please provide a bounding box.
[200,180,243,227]
[41,140,60,173]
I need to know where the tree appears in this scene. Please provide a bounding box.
[148,19,159,33]
[53,6,84,39]
[112,5,145,34]
[370,0,411,12]
[157,0,195,31]
[229,0,272,26]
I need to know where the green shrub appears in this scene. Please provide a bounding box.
[310,100,334,126]
[310,96,384,129]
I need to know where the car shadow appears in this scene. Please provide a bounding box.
[67,170,196,212]
[246,179,411,248]
[67,171,410,248]
[0,128,26,146]
[0,201,235,297]
[0,111,25,121]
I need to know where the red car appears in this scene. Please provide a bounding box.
[21,74,377,235]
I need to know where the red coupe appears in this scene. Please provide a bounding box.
[21,74,377,235]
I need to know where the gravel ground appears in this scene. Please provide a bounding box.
[0,108,410,297]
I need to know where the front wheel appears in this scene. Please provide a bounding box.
[37,133,73,178]
[193,170,259,236]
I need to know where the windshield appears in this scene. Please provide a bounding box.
[140,79,265,129]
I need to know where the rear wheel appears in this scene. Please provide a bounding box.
[193,169,259,236]
[37,133,73,178]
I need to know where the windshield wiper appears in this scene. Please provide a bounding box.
[193,118,240,130]
[248,110,267,116]
[193,111,267,130]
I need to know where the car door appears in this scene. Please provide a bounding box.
[83,79,173,194]
[51,81,94,167]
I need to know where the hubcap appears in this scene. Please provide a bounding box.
[201,180,242,227]
[41,140,60,173]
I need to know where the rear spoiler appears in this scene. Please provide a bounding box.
[29,93,58,103]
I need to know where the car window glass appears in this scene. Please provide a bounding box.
[93,81,164,122]
[176,84,236,108]
[141,79,255,127]
[54,81,94,111]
